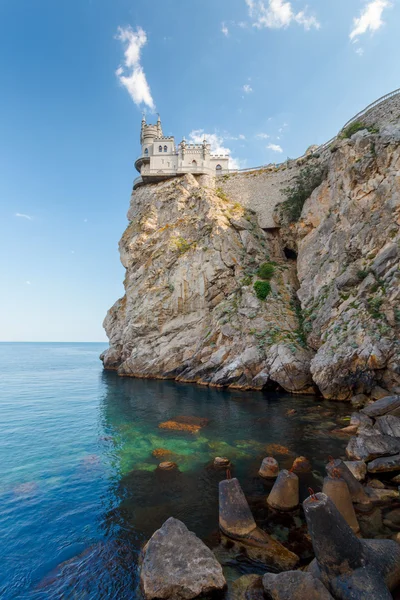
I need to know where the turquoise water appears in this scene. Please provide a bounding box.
[0,342,350,598]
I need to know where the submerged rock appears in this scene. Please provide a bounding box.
[291,456,312,473]
[230,575,264,600]
[262,571,333,600]
[213,456,231,468]
[158,462,178,471]
[140,517,226,599]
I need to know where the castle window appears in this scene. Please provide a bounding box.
[164,145,168,152]
[159,145,162,152]
[216,164,222,171]
[144,148,148,155]
[192,160,197,167]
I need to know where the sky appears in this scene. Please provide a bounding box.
[0,0,399,342]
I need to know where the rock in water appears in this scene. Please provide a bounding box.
[262,571,333,600]
[140,517,226,599]
[290,456,312,473]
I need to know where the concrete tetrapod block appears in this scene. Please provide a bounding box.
[258,456,279,479]
[267,469,299,511]
[219,477,257,538]
[218,477,299,571]
[303,492,400,599]
[322,476,360,534]
[326,458,370,506]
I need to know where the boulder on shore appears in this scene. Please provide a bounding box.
[346,434,400,462]
[361,396,400,418]
[368,454,400,473]
[374,415,400,438]
[140,517,226,599]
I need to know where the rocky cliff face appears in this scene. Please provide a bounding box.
[102,125,400,401]
[101,174,313,393]
[295,125,400,400]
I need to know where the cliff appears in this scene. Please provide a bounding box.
[101,174,313,393]
[296,125,400,399]
[101,112,400,401]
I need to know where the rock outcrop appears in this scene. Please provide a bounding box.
[102,114,400,400]
[296,126,400,399]
[101,173,313,393]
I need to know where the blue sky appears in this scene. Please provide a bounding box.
[0,0,398,342]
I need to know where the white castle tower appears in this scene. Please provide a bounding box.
[134,115,230,189]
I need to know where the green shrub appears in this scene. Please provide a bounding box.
[171,236,192,254]
[253,280,271,300]
[280,163,327,223]
[357,269,369,280]
[257,262,275,280]
[341,121,379,139]
[367,297,383,319]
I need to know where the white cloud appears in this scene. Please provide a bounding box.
[267,143,283,153]
[356,47,365,56]
[221,22,229,36]
[295,10,321,30]
[238,134,246,140]
[188,129,241,169]
[350,0,391,41]
[243,84,253,93]
[115,26,155,111]
[26,281,31,285]
[256,132,270,139]
[246,0,320,30]
[15,212,32,220]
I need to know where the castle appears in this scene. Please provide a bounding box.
[133,116,230,189]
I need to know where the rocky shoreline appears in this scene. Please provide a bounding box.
[137,394,400,599]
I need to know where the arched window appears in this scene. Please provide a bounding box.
[192,160,197,167]
[164,145,168,152]
[216,164,222,171]
[159,145,162,152]
[144,148,148,155]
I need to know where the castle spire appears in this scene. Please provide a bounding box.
[157,113,162,137]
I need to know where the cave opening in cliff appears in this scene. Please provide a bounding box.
[284,247,297,260]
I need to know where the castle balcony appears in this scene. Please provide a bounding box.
[134,154,150,173]
[133,164,230,190]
